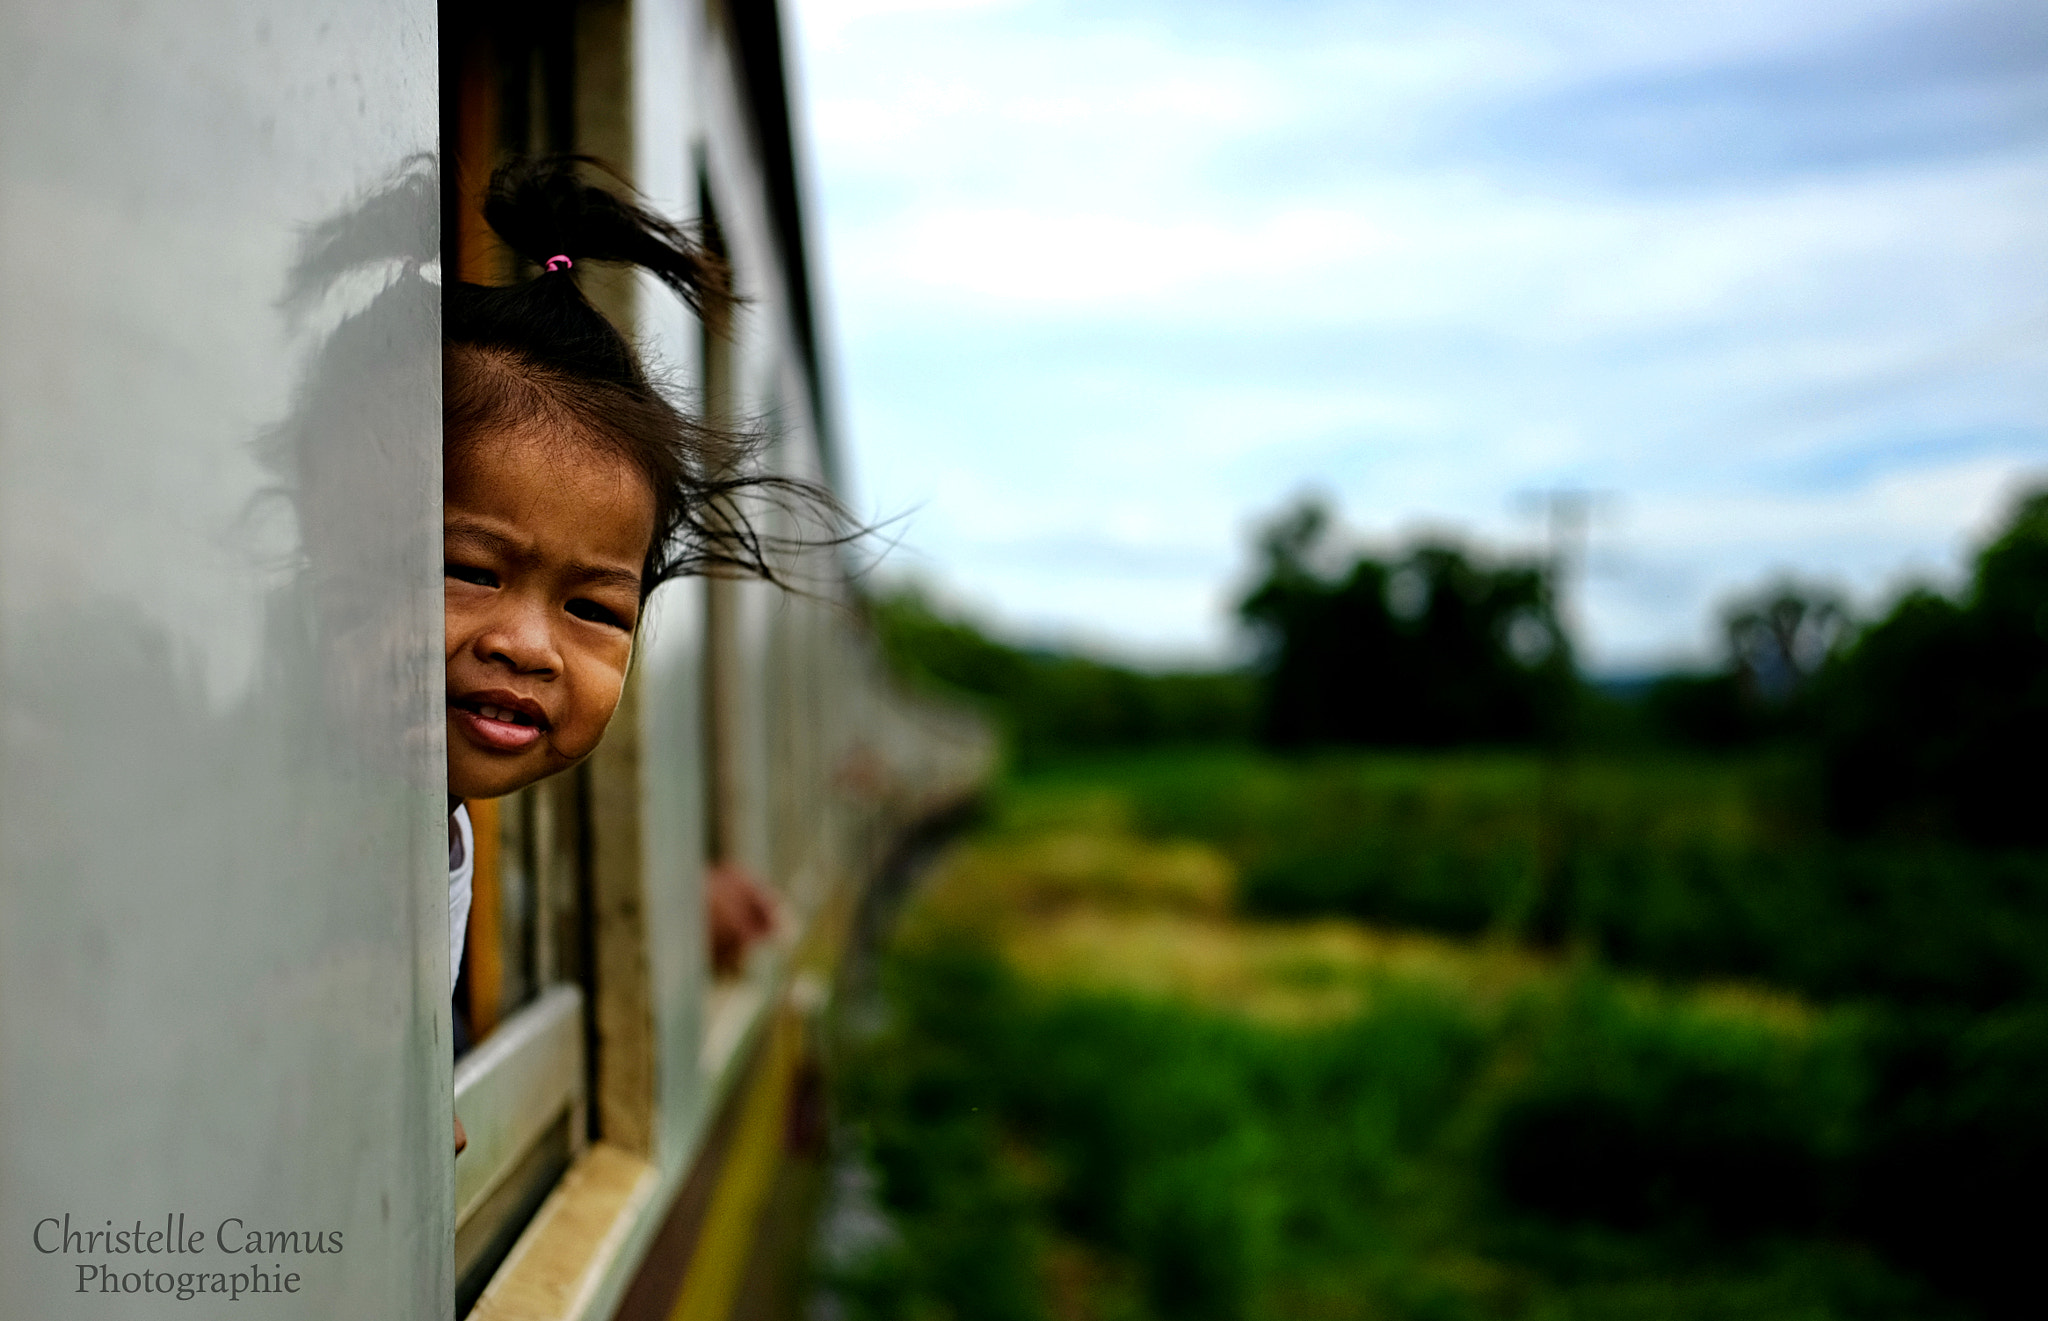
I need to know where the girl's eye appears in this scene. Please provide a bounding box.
[567,599,628,629]
[445,563,498,588]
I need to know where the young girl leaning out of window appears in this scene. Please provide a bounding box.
[442,160,802,1146]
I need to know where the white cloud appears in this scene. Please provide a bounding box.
[796,0,1024,48]
[790,0,2048,668]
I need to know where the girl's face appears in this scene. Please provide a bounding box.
[443,422,657,800]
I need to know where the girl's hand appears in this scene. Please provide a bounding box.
[707,862,779,976]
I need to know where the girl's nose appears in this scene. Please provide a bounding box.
[475,597,561,676]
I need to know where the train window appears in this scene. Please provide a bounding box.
[762,398,833,918]
[453,774,591,1310]
[459,781,586,1043]
[443,16,595,1311]
[698,184,785,986]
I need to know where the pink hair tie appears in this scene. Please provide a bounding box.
[544,254,573,272]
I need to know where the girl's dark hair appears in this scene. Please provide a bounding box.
[445,155,831,597]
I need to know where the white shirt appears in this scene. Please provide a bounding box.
[449,803,474,994]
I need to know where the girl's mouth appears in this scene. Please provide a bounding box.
[451,697,548,752]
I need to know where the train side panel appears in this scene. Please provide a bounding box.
[0,2,448,1318]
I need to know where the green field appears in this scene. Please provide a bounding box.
[826,752,2045,1321]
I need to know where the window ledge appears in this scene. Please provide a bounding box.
[467,1143,661,1321]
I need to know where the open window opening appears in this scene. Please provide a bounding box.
[442,9,596,1311]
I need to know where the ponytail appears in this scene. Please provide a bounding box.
[484,155,730,318]
[445,156,836,596]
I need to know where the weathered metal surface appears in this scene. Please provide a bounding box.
[0,2,447,1315]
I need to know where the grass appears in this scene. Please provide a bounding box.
[826,755,2001,1320]
[1014,749,2048,1009]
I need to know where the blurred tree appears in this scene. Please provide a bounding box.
[1238,497,1575,748]
[1820,488,2048,845]
[1646,580,1848,748]
[1728,582,1849,703]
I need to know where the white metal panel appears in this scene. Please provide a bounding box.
[453,986,585,1230]
[632,0,718,1180]
[0,2,447,1317]
[634,578,712,1170]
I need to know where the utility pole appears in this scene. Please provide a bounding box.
[1516,489,1605,947]
[1530,488,1598,650]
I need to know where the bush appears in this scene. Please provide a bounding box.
[1847,1005,2048,1319]
[1643,671,1763,748]
[1042,750,2048,1011]
[1489,979,1861,1236]
[869,588,1257,766]
[839,935,1937,1320]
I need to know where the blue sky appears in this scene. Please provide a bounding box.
[786,0,2048,672]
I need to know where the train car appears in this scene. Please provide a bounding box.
[0,3,990,1319]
